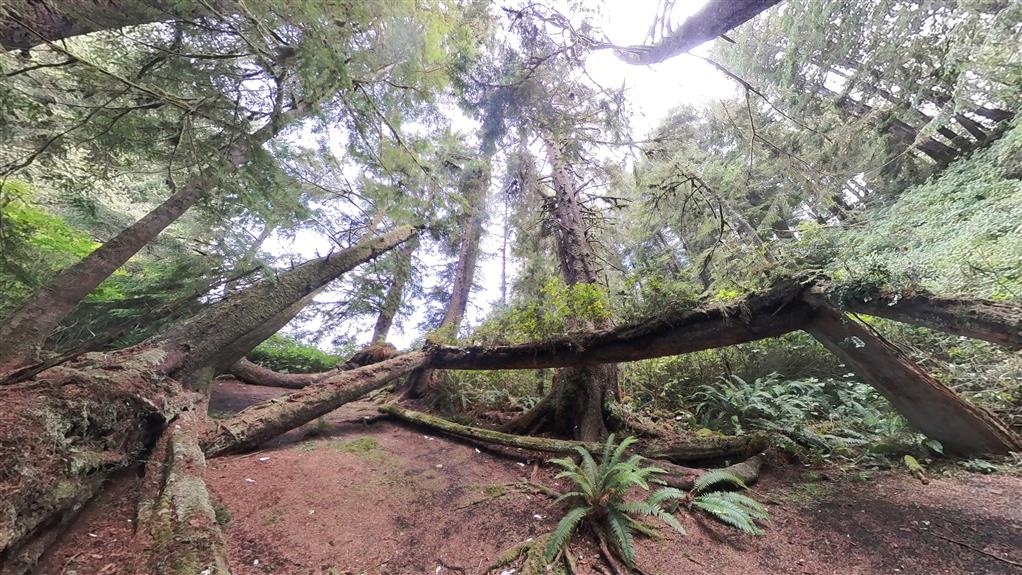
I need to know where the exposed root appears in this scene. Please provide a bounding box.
[483,533,566,575]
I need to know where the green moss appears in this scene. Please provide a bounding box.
[330,437,380,456]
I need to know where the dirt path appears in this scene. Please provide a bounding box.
[35,379,1022,575]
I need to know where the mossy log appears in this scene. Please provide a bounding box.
[135,408,231,575]
[644,433,769,463]
[204,352,429,457]
[427,279,815,370]
[378,404,766,477]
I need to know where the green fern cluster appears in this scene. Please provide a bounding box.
[545,435,685,567]
[545,435,769,569]
[688,470,769,535]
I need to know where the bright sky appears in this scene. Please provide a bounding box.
[275,0,743,351]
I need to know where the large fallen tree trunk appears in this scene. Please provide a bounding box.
[204,352,429,457]
[611,0,783,65]
[135,407,231,575]
[0,350,198,574]
[804,284,1022,350]
[805,307,1022,455]
[429,279,816,370]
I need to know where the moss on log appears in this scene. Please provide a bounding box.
[136,408,231,575]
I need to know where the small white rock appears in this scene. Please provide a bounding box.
[436,464,443,469]
[87,533,97,538]
[533,514,543,520]
[244,478,256,484]
[258,457,270,462]
[253,559,260,566]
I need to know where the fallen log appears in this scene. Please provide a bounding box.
[428,280,815,370]
[229,357,340,389]
[203,352,429,457]
[135,408,231,575]
[805,306,1022,455]
[645,433,769,463]
[378,404,766,475]
[0,349,197,575]
[804,283,1022,350]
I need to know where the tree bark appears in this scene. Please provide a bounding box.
[0,349,197,572]
[229,357,341,389]
[371,242,415,343]
[401,161,489,397]
[804,307,1022,455]
[156,225,415,387]
[613,0,783,66]
[429,279,815,370]
[135,408,231,575]
[523,134,618,441]
[0,1,183,51]
[204,351,429,456]
[0,104,311,373]
[803,284,1022,350]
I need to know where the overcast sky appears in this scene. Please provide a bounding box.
[275,0,742,350]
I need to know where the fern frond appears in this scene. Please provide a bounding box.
[625,515,662,539]
[651,509,687,536]
[693,470,747,494]
[606,509,637,567]
[553,491,586,505]
[711,491,770,521]
[544,507,589,562]
[692,493,765,535]
[647,487,684,507]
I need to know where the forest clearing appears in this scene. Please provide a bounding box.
[1,0,1021,574]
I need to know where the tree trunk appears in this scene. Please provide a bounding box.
[229,357,341,389]
[135,407,231,575]
[0,104,311,373]
[156,224,415,387]
[0,349,196,573]
[804,307,1022,455]
[401,161,489,398]
[0,1,184,51]
[204,352,429,456]
[803,284,1022,350]
[0,227,413,567]
[495,137,620,440]
[430,279,815,370]
[371,243,415,343]
[954,113,988,142]
[612,0,782,65]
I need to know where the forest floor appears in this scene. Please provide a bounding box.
[36,379,1022,575]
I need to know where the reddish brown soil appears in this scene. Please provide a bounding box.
[36,378,1022,575]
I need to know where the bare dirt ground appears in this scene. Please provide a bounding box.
[36,378,1022,575]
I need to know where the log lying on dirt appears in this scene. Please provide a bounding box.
[381,404,764,491]
[806,307,1022,455]
[379,403,766,465]
[804,283,1022,350]
[429,280,816,370]
[204,352,429,457]
[136,408,231,575]
[229,357,340,389]
[645,433,769,463]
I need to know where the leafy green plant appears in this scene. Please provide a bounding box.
[247,334,345,373]
[545,435,685,567]
[686,471,769,535]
